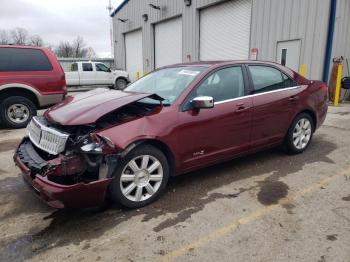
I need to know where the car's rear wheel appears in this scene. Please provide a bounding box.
[115,78,128,90]
[109,145,169,208]
[0,96,36,128]
[284,113,314,154]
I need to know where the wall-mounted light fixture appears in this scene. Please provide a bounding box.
[184,0,191,6]
[142,14,148,21]
[118,18,128,23]
[149,3,161,10]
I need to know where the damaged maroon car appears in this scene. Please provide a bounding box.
[14,61,328,209]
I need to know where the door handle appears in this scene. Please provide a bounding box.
[288,95,299,101]
[235,104,250,113]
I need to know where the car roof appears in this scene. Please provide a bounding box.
[0,44,46,50]
[167,60,284,68]
[162,60,296,76]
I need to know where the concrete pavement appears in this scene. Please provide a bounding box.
[0,103,349,262]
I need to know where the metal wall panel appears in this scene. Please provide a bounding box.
[113,0,332,80]
[250,0,331,80]
[331,0,350,77]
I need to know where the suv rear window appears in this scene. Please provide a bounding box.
[0,47,53,72]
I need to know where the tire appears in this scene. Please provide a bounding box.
[284,113,314,154]
[0,96,36,129]
[109,144,169,208]
[114,78,128,90]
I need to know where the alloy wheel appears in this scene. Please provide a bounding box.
[293,118,312,150]
[120,155,163,202]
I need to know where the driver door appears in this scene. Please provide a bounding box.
[177,66,253,172]
[95,63,113,85]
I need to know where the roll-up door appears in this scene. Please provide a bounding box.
[125,29,143,82]
[155,17,182,68]
[200,0,252,60]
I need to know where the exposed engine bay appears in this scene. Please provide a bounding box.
[17,100,162,187]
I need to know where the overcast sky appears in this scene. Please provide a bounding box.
[0,0,123,57]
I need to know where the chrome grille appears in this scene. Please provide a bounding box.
[27,116,69,155]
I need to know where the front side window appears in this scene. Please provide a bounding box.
[0,47,52,72]
[82,63,93,72]
[96,63,110,72]
[125,66,205,105]
[193,67,245,103]
[249,66,291,94]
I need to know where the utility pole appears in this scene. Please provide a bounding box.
[106,0,114,58]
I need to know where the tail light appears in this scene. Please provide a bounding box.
[61,74,67,95]
[320,83,328,94]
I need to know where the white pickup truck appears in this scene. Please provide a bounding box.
[65,62,130,89]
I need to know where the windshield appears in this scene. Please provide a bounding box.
[125,66,205,105]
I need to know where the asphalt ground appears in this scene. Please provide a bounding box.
[0,97,349,262]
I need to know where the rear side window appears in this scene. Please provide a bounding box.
[82,63,93,71]
[248,66,290,94]
[0,47,52,72]
[71,63,78,72]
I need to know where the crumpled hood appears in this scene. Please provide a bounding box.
[44,88,162,126]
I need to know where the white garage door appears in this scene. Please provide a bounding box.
[125,29,143,82]
[155,17,182,68]
[200,0,252,61]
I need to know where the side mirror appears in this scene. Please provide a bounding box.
[191,96,214,109]
[107,68,112,73]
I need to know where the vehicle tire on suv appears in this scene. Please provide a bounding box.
[115,78,128,90]
[109,144,169,209]
[284,113,314,154]
[0,96,36,128]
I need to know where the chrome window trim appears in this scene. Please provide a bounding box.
[214,85,301,105]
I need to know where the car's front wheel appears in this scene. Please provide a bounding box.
[0,96,36,128]
[284,113,314,154]
[109,144,169,208]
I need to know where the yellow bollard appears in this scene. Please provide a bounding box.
[136,71,140,80]
[334,64,343,107]
[300,64,306,77]
[143,70,148,76]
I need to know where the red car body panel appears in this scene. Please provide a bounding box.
[44,88,159,125]
[0,45,67,107]
[14,60,328,208]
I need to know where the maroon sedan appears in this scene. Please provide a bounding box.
[14,61,328,209]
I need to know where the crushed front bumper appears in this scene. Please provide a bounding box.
[14,138,112,209]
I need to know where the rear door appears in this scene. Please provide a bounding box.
[247,64,302,148]
[178,66,253,171]
[80,62,95,85]
[65,63,80,86]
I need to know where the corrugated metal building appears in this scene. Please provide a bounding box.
[111,0,350,82]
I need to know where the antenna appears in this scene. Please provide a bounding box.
[106,0,113,14]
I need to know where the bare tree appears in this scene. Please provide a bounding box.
[11,27,28,45]
[0,30,10,44]
[86,47,96,59]
[29,35,44,47]
[72,36,88,58]
[55,41,74,58]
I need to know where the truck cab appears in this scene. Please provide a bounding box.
[65,62,129,89]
